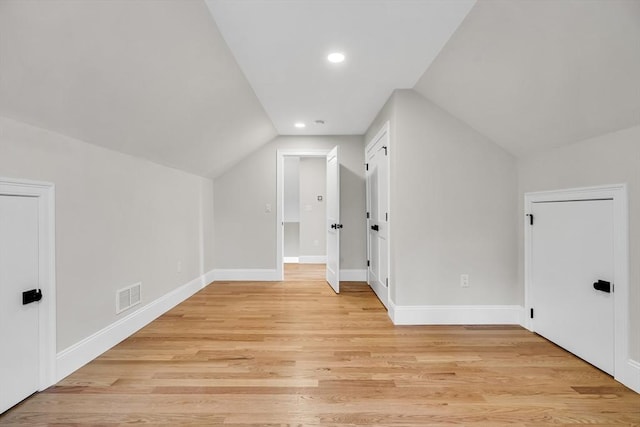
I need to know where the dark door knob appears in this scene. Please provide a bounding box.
[371,224,379,231]
[593,280,611,293]
[23,289,43,305]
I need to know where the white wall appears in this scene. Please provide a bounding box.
[283,157,300,222]
[283,156,300,258]
[518,125,640,361]
[0,116,215,351]
[283,222,300,257]
[299,157,326,258]
[366,89,518,307]
[213,135,366,270]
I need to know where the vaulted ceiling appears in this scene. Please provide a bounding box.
[1,0,638,177]
[414,0,640,157]
[205,0,475,135]
[0,0,276,177]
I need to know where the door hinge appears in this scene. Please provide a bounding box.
[385,278,389,286]
[526,214,534,225]
[385,212,388,221]
[365,163,369,171]
[367,260,370,267]
[383,145,388,155]
[530,308,534,319]
[366,212,370,219]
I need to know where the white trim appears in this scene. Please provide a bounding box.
[365,121,391,310]
[340,269,367,282]
[202,269,216,286]
[299,255,326,264]
[276,148,331,281]
[283,256,299,263]
[213,269,279,281]
[389,304,524,326]
[524,184,633,391]
[56,270,214,381]
[622,359,640,393]
[0,177,56,391]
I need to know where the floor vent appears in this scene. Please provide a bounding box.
[116,282,142,314]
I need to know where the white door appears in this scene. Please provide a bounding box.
[365,129,389,307]
[531,199,614,374]
[326,146,340,293]
[0,195,41,413]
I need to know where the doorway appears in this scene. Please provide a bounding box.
[525,184,630,385]
[365,122,390,308]
[276,148,341,292]
[0,178,56,414]
[282,156,327,265]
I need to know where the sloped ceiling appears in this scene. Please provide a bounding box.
[414,0,640,157]
[205,0,475,136]
[0,0,276,177]
[2,1,637,175]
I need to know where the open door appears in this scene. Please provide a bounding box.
[326,146,340,293]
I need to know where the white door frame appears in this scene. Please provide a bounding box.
[0,177,56,391]
[524,184,634,390]
[365,121,391,308]
[276,149,331,281]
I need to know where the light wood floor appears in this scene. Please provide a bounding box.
[284,262,326,281]
[1,267,639,426]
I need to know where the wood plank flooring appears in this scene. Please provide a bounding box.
[1,267,638,426]
[284,263,326,281]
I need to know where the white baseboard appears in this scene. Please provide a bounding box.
[202,268,216,286]
[213,269,279,281]
[389,303,524,326]
[617,359,640,393]
[340,269,367,281]
[283,256,299,263]
[56,270,214,382]
[299,255,326,264]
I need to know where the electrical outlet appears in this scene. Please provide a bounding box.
[265,203,271,213]
[177,260,182,273]
[460,274,469,288]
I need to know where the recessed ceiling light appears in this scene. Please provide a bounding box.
[294,122,306,128]
[327,52,345,63]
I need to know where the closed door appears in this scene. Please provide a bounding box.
[366,126,389,307]
[0,194,41,413]
[325,146,340,293]
[531,199,614,374]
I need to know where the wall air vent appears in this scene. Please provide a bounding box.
[116,282,141,314]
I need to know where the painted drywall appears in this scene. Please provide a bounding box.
[366,89,518,306]
[299,157,326,257]
[283,223,300,258]
[518,125,640,361]
[414,0,640,158]
[283,157,300,222]
[0,116,214,350]
[0,0,277,178]
[214,135,366,270]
